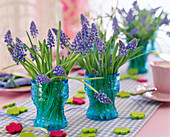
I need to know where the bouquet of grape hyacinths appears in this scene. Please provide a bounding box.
[4,16,115,105]
[118,0,170,44]
[68,14,142,120]
[75,14,142,76]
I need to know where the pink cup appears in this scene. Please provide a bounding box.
[151,61,170,93]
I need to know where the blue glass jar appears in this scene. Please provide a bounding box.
[31,79,69,130]
[128,41,149,74]
[85,72,120,121]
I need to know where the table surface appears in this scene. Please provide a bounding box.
[0,55,170,137]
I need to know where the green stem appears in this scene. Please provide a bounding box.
[56,21,61,66]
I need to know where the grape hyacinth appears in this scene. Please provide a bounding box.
[30,45,37,61]
[47,29,55,48]
[70,17,99,54]
[119,40,128,56]
[16,37,27,51]
[52,66,67,77]
[127,38,137,53]
[91,68,100,76]
[80,14,89,26]
[36,74,50,84]
[4,30,13,46]
[99,59,105,69]
[130,27,139,36]
[118,8,126,15]
[126,9,135,25]
[95,37,106,54]
[30,21,39,38]
[167,32,170,37]
[112,16,119,34]
[94,90,113,104]
[12,38,27,65]
[132,0,138,10]
[149,7,160,15]
[52,28,70,49]
[159,14,170,26]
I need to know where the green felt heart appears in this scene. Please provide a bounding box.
[7,106,28,116]
[73,94,85,99]
[19,106,28,112]
[82,128,98,133]
[117,91,130,98]
[130,111,145,119]
[114,127,131,135]
[79,133,95,137]
[78,89,86,94]
[131,76,142,80]
[66,98,73,104]
[120,75,131,80]
[2,102,16,109]
[19,132,36,137]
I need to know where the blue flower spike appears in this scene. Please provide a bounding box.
[94,90,113,104]
[30,21,39,38]
[52,66,67,77]
[47,29,55,48]
[36,74,50,84]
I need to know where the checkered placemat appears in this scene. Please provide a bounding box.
[0,55,161,137]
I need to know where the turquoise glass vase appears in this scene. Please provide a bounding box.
[85,72,120,121]
[128,41,149,74]
[31,79,69,130]
[150,30,158,51]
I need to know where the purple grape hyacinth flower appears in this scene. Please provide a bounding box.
[30,45,37,61]
[37,74,50,84]
[16,37,27,51]
[167,32,170,37]
[47,29,55,48]
[80,14,89,26]
[52,66,67,77]
[159,14,170,26]
[95,37,106,54]
[112,16,119,34]
[127,38,137,53]
[94,90,113,104]
[119,40,128,56]
[70,15,100,55]
[52,28,70,49]
[132,0,138,10]
[99,59,105,69]
[126,9,135,25]
[130,27,139,36]
[91,69,100,76]
[118,8,127,15]
[12,38,27,65]
[4,30,13,46]
[30,21,39,38]
[149,7,160,14]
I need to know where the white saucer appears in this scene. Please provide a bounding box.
[135,83,170,102]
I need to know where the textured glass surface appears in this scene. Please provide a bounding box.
[128,41,149,74]
[31,79,69,130]
[85,72,120,121]
[151,30,158,51]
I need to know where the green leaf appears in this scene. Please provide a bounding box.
[56,21,61,65]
